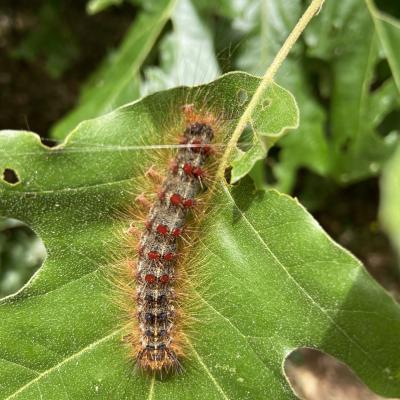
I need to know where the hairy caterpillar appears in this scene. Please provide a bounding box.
[123,104,221,373]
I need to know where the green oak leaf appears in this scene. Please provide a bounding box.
[1,73,400,399]
[230,142,266,186]
[230,85,299,184]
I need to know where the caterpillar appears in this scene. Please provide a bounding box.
[125,104,220,373]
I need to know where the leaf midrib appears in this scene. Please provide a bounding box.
[0,176,136,195]
[186,339,230,400]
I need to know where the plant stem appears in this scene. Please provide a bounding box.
[216,0,325,180]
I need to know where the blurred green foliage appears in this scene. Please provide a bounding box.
[11,0,79,78]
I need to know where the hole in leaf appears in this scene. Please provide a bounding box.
[377,109,400,137]
[2,168,20,185]
[261,98,271,110]
[265,146,280,186]
[0,219,46,298]
[237,89,248,106]
[369,59,391,93]
[224,166,233,184]
[40,137,59,148]
[285,348,387,399]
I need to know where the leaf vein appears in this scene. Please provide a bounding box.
[222,185,376,367]
[4,327,126,400]
[186,339,230,400]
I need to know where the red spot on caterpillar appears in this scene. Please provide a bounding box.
[191,139,202,153]
[183,163,192,175]
[159,274,170,284]
[156,224,168,235]
[192,167,203,178]
[203,144,212,155]
[170,193,182,206]
[145,274,156,284]
[163,252,175,261]
[172,227,182,237]
[183,199,195,208]
[147,251,160,260]
[126,104,218,373]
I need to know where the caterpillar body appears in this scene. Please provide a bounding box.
[132,105,216,372]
